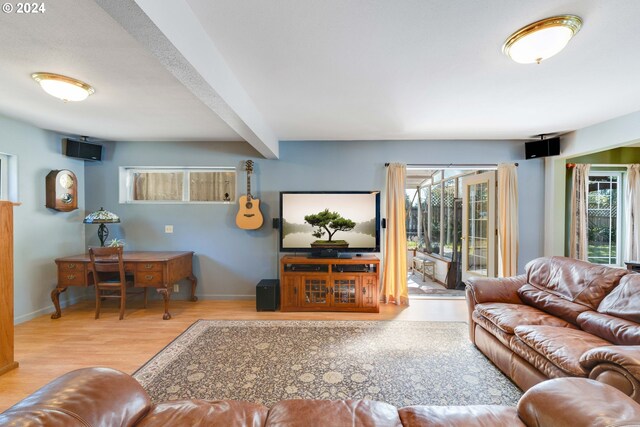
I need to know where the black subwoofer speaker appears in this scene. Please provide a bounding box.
[63,138,103,161]
[256,279,280,311]
[525,137,560,159]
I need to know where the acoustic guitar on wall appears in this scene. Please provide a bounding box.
[236,160,264,230]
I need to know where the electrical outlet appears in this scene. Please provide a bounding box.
[173,284,179,293]
[165,225,174,233]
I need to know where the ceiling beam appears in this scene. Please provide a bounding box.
[95,0,279,159]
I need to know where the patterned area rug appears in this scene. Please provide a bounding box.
[134,320,521,407]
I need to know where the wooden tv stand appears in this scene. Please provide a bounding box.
[280,255,379,313]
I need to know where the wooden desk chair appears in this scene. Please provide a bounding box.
[88,247,147,320]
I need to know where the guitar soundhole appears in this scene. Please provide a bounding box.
[246,202,253,209]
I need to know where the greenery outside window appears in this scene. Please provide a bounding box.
[587,172,622,265]
[442,179,456,258]
[119,167,236,204]
[430,183,441,254]
[406,172,462,260]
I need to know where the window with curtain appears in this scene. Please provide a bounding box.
[120,167,236,204]
[587,172,621,265]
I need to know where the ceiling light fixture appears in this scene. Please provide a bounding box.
[503,15,582,64]
[31,72,95,102]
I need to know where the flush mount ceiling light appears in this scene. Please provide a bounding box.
[31,72,95,102]
[503,15,582,64]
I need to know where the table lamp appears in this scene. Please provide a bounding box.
[83,207,120,247]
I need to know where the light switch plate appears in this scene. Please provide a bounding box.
[165,225,174,233]
[173,284,179,293]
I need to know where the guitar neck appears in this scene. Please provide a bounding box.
[246,170,252,200]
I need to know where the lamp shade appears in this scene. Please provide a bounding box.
[31,73,95,102]
[503,15,582,64]
[83,207,120,224]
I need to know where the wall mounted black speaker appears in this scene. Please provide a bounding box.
[525,137,560,160]
[381,218,386,229]
[272,218,280,229]
[62,138,103,161]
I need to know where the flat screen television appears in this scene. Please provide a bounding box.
[279,191,380,258]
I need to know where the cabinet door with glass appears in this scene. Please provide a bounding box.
[331,275,359,309]
[300,275,331,308]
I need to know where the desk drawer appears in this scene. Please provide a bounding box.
[137,262,163,272]
[59,262,85,273]
[58,271,86,286]
[137,271,164,286]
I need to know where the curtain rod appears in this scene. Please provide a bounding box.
[567,163,630,168]
[384,163,519,167]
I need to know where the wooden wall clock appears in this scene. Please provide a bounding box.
[45,170,78,212]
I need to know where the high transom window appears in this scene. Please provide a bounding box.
[119,167,236,204]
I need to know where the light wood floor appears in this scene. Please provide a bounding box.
[0,298,467,411]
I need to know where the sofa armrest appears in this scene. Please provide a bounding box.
[581,346,640,379]
[517,377,640,427]
[465,275,526,344]
[465,274,526,305]
[580,346,640,402]
[0,367,152,427]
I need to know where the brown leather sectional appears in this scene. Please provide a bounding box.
[467,256,640,402]
[2,367,640,426]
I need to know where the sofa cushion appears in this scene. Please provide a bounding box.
[577,311,640,346]
[474,303,576,335]
[510,337,570,379]
[517,284,592,325]
[265,399,402,427]
[135,400,268,427]
[513,325,612,376]
[472,310,517,348]
[598,273,640,323]
[517,378,640,427]
[0,367,151,427]
[398,405,525,427]
[523,256,627,313]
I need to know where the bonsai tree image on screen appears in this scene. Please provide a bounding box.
[304,209,356,248]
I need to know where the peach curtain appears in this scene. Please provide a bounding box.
[497,164,519,277]
[382,163,408,305]
[190,171,235,202]
[626,164,640,261]
[133,172,183,201]
[570,164,591,260]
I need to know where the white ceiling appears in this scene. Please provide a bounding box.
[1,0,640,150]
[0,0,241,142]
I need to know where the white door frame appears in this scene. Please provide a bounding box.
[461,171,497,282]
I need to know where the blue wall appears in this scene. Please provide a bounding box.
[0,115,87,322]
[85,139,544,300]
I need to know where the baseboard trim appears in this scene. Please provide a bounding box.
[196,294,255,301]
[15,294,86,325]
[15,293,257,323]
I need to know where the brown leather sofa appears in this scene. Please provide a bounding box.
[466,256,640,402]
[1,367,640,426]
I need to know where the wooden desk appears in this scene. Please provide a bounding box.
[51,251,197,320]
